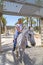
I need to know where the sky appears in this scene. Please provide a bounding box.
[3,15,23,26]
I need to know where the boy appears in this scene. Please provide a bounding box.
[13,18,23,51]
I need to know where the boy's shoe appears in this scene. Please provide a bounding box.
[12,47,15,51]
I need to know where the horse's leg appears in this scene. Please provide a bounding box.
[16,46,20,59]
[19,48,25,63]
[19,49,23,63]
[22,48,25,57]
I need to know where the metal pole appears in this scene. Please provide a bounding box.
[0,14,2,51]
[0,0,3,52]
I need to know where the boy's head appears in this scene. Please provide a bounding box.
[18,18,22,24]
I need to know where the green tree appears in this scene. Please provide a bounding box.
[30,17,35,27]
[1,16,6,26]
[32,21,36,27]
[22,18,25,23]
[1,16,7,33]
[25,17,29,26]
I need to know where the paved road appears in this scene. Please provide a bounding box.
[0,47,43,65]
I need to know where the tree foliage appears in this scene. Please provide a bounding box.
[1,16,7,33]
[1,16,7,26]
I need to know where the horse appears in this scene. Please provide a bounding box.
[15,28,36,59]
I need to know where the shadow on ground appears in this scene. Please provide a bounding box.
[12,51,36,65]
[0,49,36,65]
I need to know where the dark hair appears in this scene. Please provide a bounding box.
[18,18,22,24]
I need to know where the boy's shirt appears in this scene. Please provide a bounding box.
[14,24,23,39]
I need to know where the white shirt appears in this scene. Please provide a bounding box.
[14,24,22,39]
